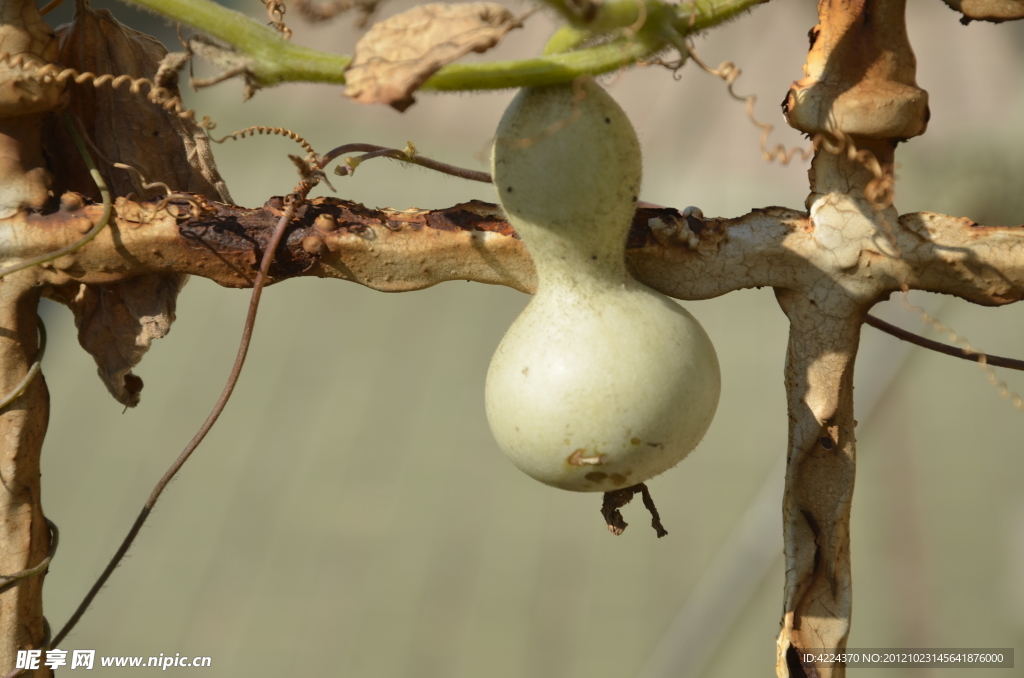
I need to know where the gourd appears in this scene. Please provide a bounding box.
[486,79,721,492]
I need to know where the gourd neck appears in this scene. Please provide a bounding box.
[518,220,631,293]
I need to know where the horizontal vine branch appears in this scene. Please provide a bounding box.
[6,196,1023,307]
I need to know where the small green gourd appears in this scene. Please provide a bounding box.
[486,79,721,492]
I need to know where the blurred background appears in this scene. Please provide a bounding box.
[35,0,1024,675]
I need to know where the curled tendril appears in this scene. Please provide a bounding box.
[262,0,293,39]
[639,55,686,80]
[0,317,47,412]
[687,44,814,167]
[113,162,219,219]
[212,125,317,158]
[0,52,215,129]
[0,518,58,594]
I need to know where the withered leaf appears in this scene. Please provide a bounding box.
[345,3,521,111]
[51,0,232,204]
[44,0,233,407]
[45,274,188,409]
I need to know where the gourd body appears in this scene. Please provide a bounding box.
[486,80,721,492]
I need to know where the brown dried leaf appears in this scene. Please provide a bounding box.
[43,0,232,407]
[50,0,231,204]
[345,3,521,111]
[45,274,188,408]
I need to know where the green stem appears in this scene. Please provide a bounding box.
[540,0,656,32]
[544,25,591,55]
[677,0,769,33]
[423,35,659,91]
[126,0,351,84]
[121,0,766,90]
[539,0,767,37]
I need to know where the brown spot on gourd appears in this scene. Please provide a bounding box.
[610,473,628,486]
[585,472,608,483]
[630,437,641,445]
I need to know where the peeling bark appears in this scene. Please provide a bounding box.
[773,2,936,674]
[0,0,61,671]
[0,276,50,677]
[774,291,860,678]
[0,196,1017,305]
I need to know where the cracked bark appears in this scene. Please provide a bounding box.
[776,290,859,678]
[775,2,930,675]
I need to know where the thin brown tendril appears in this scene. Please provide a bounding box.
[213,125,317,158]
[639,54,687,79]
[686,43,892,210]
[687,42,814,167]
[0,520,58,678]
[865,314,1024,372]
[114,163,173,197]
[897,292,1024,410]
[262,0,292,38]
[323,143,491,183]
[0,519,58,595]
[51,172,320,647]
[0,317,46,411]
[38,0,65,15]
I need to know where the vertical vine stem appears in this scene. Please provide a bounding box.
[0,278,50,675]
[774,293,862,678]
[0,0,62,670]
[772,2,928,675]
